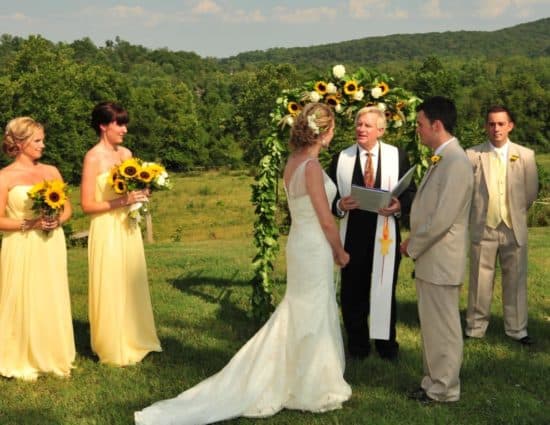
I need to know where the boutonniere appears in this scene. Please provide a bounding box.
[510,154,519,162]
[430,155,442,165]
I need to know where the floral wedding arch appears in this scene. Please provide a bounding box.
[250,64,426,323]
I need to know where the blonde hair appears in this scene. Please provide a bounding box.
[2,117,44,158]
[289,103,334,150]
[355,106,387,130]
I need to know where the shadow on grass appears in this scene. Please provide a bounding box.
[169,269,251,292]
[395,299,420,329]
[168,269,256,331]
[0,409,61,425]
[73,319,96,361]
[459,307,549,353]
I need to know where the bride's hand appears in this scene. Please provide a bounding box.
[334,249,350,268]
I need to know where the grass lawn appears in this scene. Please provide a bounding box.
[0,166,548,425]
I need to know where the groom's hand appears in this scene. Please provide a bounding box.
[400,239,410,257]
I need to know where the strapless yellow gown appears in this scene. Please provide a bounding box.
[88,172,161,365]
[0,186,75,380]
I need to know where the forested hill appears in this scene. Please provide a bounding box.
[220,17,550,69]
[0,18,548,184]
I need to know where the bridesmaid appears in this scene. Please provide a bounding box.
[80,101,161,366]
[0,117,75,380]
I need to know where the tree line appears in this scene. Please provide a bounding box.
[0,24,548,186]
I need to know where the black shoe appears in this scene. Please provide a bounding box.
[348,349,370,359]
[407,388,434,404]
[378,349,399,361]
[376,340,399,361]
[518,336,534,346]
[407,387,426,400]
[348,343,370,359]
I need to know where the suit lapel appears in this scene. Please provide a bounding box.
[352,146,363,186]
[507,142,520,193]
[417,166,433,194]
[480,141,492,191]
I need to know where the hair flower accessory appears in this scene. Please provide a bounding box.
[431,155,442,165]
[307,114,320,135]
[510,154,519,162]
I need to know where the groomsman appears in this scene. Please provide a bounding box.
[401,96,473,403]
[329,106,415,360]
[465,106,539,345]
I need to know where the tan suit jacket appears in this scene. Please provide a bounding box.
[466,141,538,246]
[408,138,474,286]
[408,138,473,401]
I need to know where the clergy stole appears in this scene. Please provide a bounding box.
[336,142,398,340]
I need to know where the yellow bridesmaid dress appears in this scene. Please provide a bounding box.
[0,186,75,381]
[88,172,161,365]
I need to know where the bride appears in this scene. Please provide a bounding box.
[135,102,352,424]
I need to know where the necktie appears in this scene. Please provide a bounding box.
[364,152,374,188]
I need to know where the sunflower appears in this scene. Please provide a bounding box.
[396,100,406,110]
[138,168,154,183]
[113,178,128,194]
[44,186,66,210]
[287,101,301,116]
[118,158,141,179]
[314,81,328,95]
[325,95,341,107]
[344,80,358,96]
[146,163,165,177]
[28,181,46,197]
[48,179,66,192]
[108,167,119,186]
[377,82,390,96]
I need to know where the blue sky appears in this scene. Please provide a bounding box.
[1,1,549,57]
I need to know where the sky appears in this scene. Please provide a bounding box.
[1,0,549,58]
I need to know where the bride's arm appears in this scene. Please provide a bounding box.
[305,160,349,267]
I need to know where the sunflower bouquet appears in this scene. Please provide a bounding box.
[109,157,172,222]
[27,179,68,233]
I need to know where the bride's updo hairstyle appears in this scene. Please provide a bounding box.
[289,102,334,150]
[2,117,43,158]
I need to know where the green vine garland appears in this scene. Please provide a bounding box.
[250,64,425,323]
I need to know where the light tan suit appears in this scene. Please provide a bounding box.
[465,141,538,339]
[408,138,473,402]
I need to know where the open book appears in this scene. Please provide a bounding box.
[350,165,416,213]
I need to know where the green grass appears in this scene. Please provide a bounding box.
[1,169,549,425]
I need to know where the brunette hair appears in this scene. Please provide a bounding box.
[486,105,515,123]
[416,96,457,133]
[2,117,44,158]
[90,101,129,135]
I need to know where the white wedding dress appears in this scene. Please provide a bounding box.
[135,159,351,425]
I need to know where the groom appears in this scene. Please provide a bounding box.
[401,96,473,403]
[328,106,415,360]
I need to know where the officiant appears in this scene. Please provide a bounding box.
[328,106,416,360]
